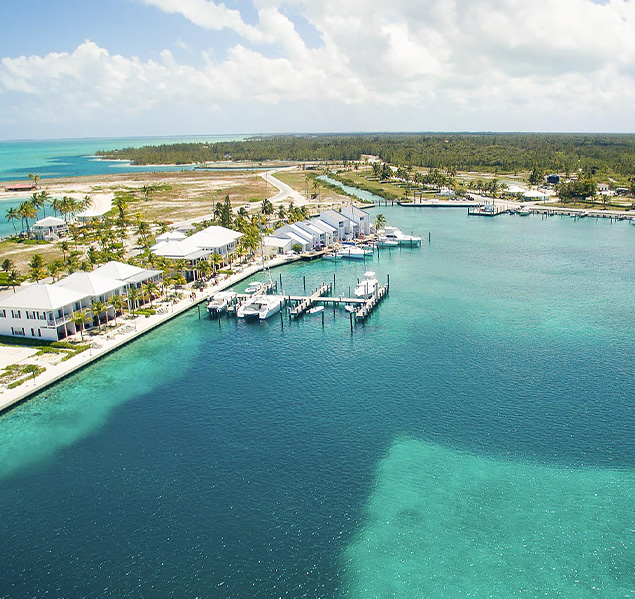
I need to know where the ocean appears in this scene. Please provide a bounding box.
[0,135,249,182]
[0,207,634,598]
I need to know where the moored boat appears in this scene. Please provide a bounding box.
[337,246,373,260]
[381,225,422,246]
[237,294,285,320]
[354,271,379,298]
[206,290,237,316]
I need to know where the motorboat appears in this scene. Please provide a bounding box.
[381,225,422,246]
[344,304,356,313]
[244,281,265,295]
[518,206,531,216]
[375,237,399,248]
[308,305,324,314]
[206,290,237,316]
[354,271,379,298]
[237,294,285,320]
[322,252,342,260]
[336,245,373,260]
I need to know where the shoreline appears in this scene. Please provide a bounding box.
[0,254,300,415]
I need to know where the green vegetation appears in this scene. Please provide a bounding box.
[1,364,46,389]
[97,134,635,178]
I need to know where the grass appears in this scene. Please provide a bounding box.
[331,171,404,201]
[1,363,46,388]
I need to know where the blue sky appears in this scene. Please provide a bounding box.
[1,0,634,140]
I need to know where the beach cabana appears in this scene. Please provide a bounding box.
[31,217,68,241]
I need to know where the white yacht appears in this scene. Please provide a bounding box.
[381,225,422,246]
[375,237,399,248]
[354,271,379,298]
[337,245,373,260]
[206,290,237,316]
[244,281,265,295]
[237,294,285,320]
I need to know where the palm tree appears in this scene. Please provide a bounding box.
[110,294,127,325]
[127,287,140,317]
[1,258,14,276]
[5,207,19,232]
[374,213,387,230]
[143,281,159,308]
[71,309,89,342]
[18,201,37,237]
[47,259,65,282]
[59,240,70,262]
[28,254,46,282]
[7,269,21,292]
[90,299,107,330]
[30,192,45,218]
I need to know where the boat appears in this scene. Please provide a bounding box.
[244,281,265,295]
[631,218,635,225]
[237,294,285,320]
[308,305,324,315]
[206,290,237,316]
[375,237,399,248]
[381,225,422,246]
[344,304,356,313]
[518,206,531,216]
[322,252,342,261]
[336,246,373,260]
[354,271,379,298]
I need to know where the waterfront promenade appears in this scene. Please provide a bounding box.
[0,254,298,414]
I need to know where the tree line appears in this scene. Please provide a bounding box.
[96,133,635,177]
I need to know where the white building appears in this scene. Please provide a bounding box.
[310,219,337,246]
[263,236,294,256]
[339,205,371,236]
[0,284,88,340]
[93,261,162,289]
[276,224,317,249]
[319,210,356,241]
[31,217,68,241]
[295,221,328,248]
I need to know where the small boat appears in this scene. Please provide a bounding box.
[518,207,531,216]
[337,246,373,260]
[354,271,379,298]
[322,252,342,261]
[206,290,237,316]
[630,218,635,225]
[244,281,265,295]
[237,294,285,320]
[375,237,399,248]
[308,305,324,314]
[381,225,422,246]
[344,304,356,313]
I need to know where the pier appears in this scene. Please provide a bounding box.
[355,283,389,320]
[288,282,333,319]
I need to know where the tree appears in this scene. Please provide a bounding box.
[91,299,107,330]
[48,259,65,282]
[7,269,21,292]
[30,192,45,218]
[110,295,126,325]
[221,194,233,228]
[558,179,597,204]
[291,243,303,254]
[18,201,37,237]
[28,254,46,282]
[261,198,274,216]
[374,214,387,230]
[5,207,20,232]
[28,173,40,188]
[72,310,89,342]
[143,281,159,308]
[113,196,128,221]
[1,258,14,275]
[127,287,140,316]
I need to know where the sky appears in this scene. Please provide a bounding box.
[0,0,634,140]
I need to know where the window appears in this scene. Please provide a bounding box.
[11,327,25,336]
[0,309,5,318]
[11,309,21,319]
[39,312,46,320]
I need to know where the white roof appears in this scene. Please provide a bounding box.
[93,261,146,281]
[0,283,87,310]
[281,231,310,247]
[311,219,337,234]
[151,240,210,260]
[57,272,125,297]
[340,205,369,219]
[524,190,549,198]
[264,236,293,248]
[187,226,243,250]
[33,216,66,227]
[506,185,527,194]
[155,231,187,243]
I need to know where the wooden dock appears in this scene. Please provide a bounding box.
[288,282,333,319]
[355,284,389,320]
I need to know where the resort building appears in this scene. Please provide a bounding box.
[275,224,317,249]
[263,236,294,256]
[294,221,328,248]
[151,225,243,263]
[93,261,162,289]
[310,219,337,246]
[31,217,68,241]
[319,210,356,241]
[0,284,88,341]
[0,261,164,340]
[186,226,244,257]
[339,205,371,236]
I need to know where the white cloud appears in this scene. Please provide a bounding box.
[1,0,635,135]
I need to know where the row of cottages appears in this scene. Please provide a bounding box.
[150,225,244,280]
[0,261,162,341]
[264,206,371,255]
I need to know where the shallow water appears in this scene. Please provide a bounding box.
[0,208,634,598]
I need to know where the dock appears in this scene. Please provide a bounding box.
[288,282,333,319]
[355,284,389,320]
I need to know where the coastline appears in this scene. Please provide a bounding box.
[0,254,300,415]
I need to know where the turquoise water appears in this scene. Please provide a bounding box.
[0,208,634,598]
[0,135,248,181]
